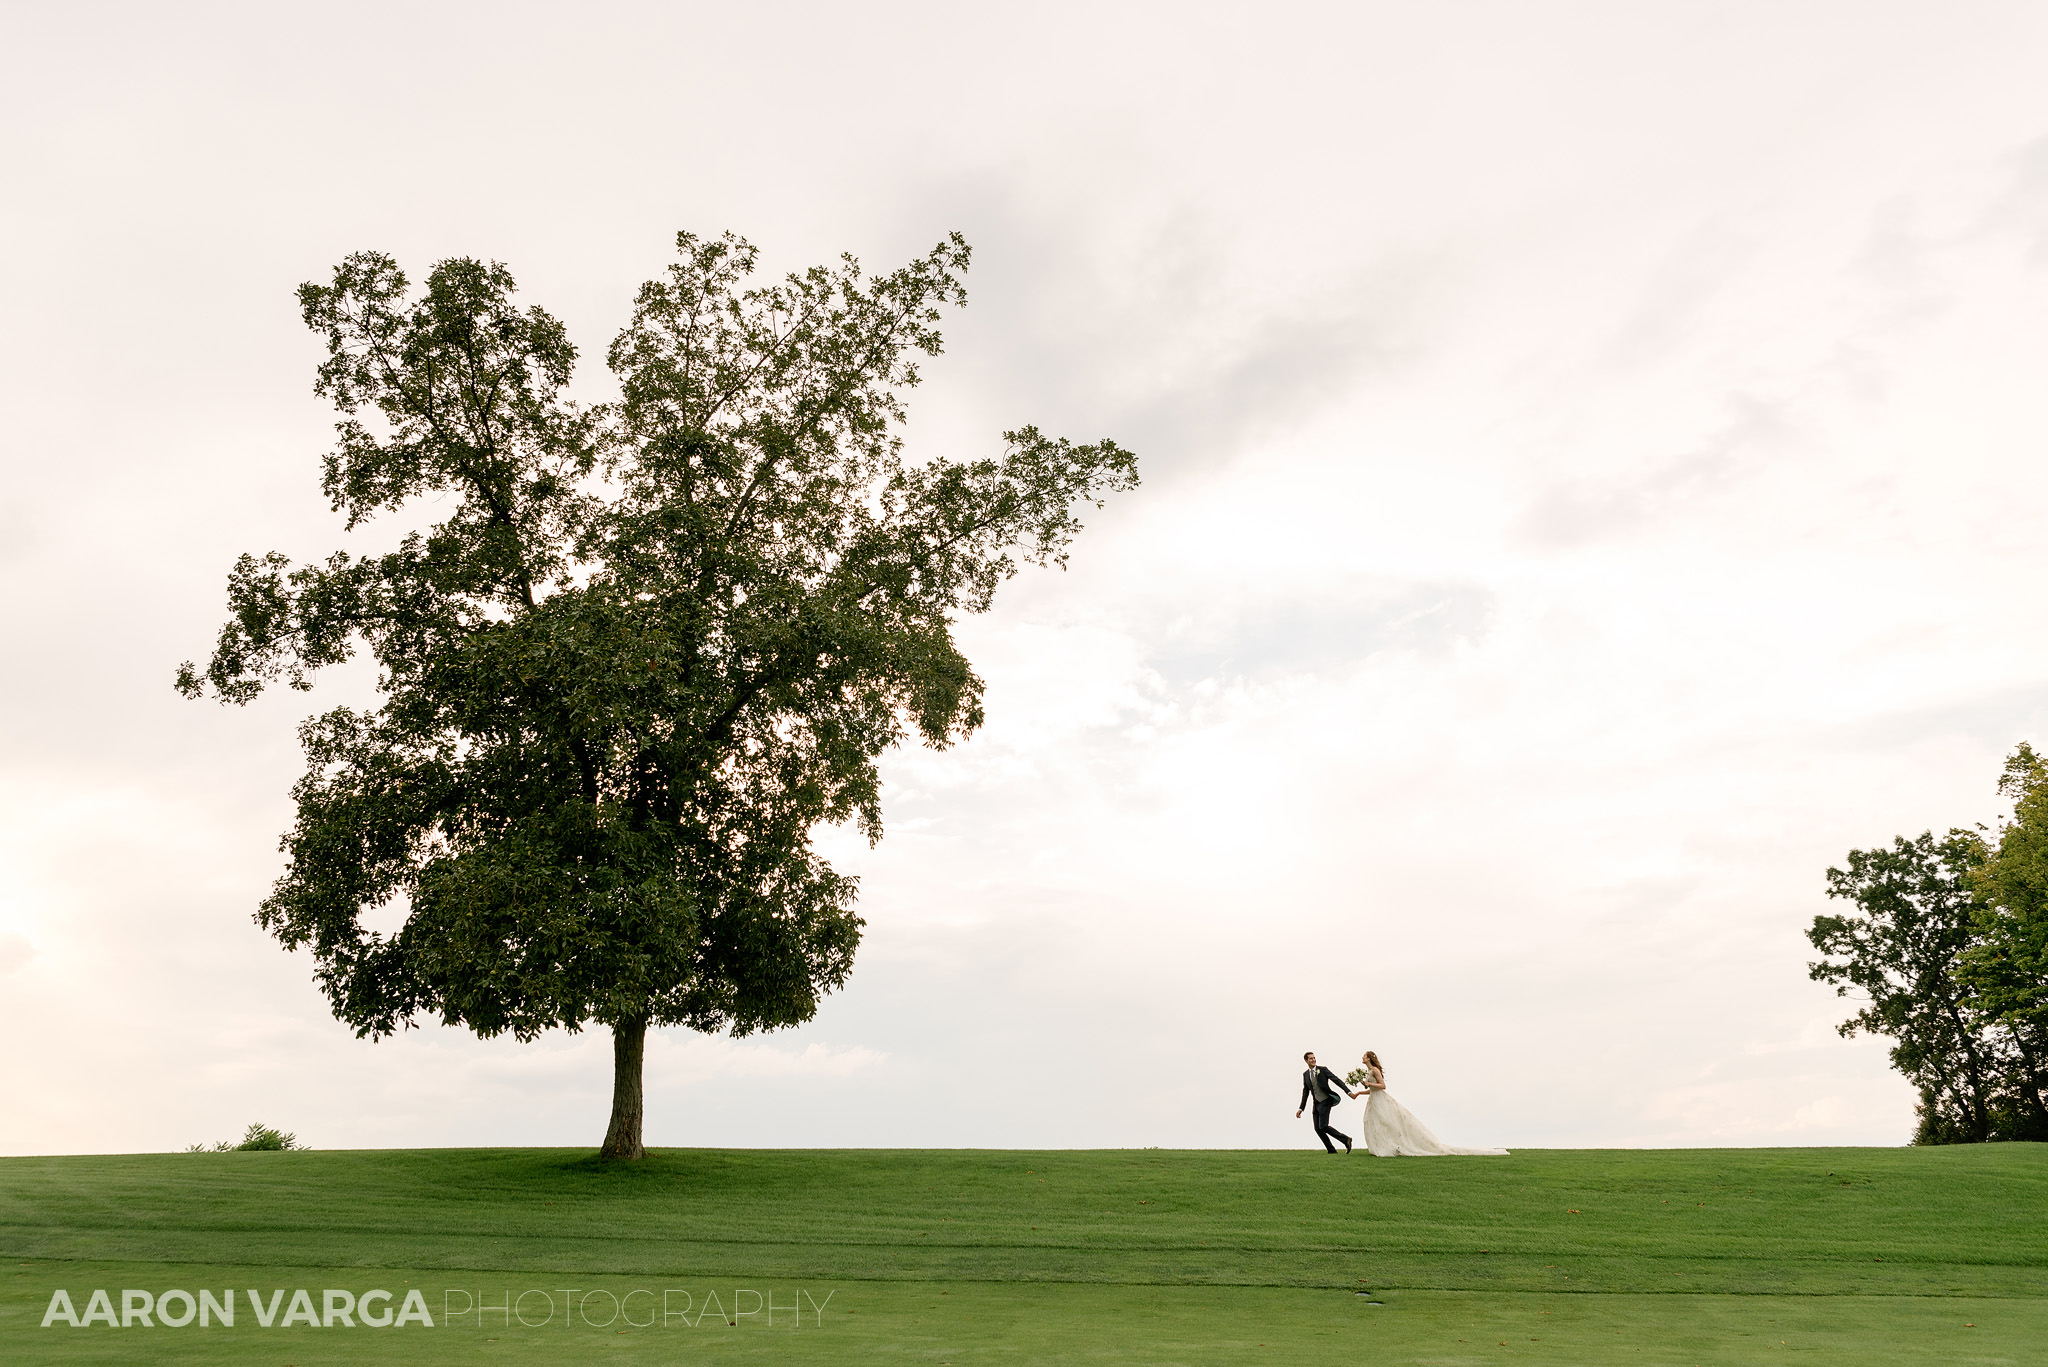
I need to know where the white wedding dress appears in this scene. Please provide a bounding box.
[1359,1079,1508,1157]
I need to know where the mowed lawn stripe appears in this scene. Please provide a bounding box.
[0,1145,2040,1297]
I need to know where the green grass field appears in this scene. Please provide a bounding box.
[2,1144,2041,1364]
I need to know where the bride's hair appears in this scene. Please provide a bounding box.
[1364,1050,1383,1073]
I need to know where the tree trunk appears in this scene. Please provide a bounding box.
[599,1018,648,1160]
[2016,1031,2048,1133]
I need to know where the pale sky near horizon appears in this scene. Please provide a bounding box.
[6,1,2048,1155]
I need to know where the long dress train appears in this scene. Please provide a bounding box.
[1360,1088,1507,1157]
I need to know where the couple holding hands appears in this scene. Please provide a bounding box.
[1296,1050,1507,1158]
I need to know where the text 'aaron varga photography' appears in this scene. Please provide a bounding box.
[39,1286,835,1330]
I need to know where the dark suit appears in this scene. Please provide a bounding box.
[1299,1065,1353,1152]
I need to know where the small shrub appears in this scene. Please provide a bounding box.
[234,1123,304,1151]
[184,1123,307,1152]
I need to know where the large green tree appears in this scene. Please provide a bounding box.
[1810,831,2006,1143]
[1811,745,2048,1144]
[178,231,1136,1158]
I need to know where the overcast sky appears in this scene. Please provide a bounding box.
[6,2,2048,1155]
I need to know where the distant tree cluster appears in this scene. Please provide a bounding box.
[1810,745,2048,1144]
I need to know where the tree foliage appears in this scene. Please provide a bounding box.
[1812,832,2006,1143]
[1810,750,2048,1144]
[1958,743,2048,1121]
[178,232,1137,1154]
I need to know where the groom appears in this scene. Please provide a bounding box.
[1296,1051,1358,1154]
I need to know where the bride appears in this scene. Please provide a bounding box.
[1351,1051,1508,1157]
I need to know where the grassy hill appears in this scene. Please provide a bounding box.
[2,1144,2042,1364]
